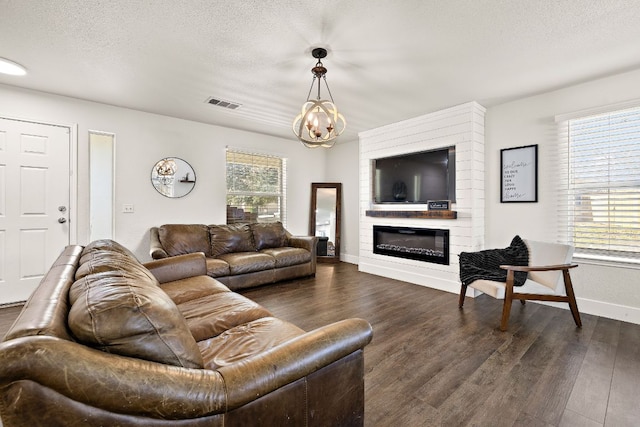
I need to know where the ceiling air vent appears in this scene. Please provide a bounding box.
[205,97,242,110]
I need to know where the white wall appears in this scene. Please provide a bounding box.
[485,68,640,324]
[0,83,326,262]
[325,139,359,263]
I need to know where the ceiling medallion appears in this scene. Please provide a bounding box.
[292,48,346,148]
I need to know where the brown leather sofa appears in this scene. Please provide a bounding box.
[0,240,373,426]
[150,222,317,290]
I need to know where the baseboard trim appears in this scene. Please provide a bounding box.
[340,253,359,265]
[358,261,461,294]
[533,297,640,326]
[356,260,640,326]
[0,300,26,309]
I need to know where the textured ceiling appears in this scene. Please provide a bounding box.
[2,0,640,143]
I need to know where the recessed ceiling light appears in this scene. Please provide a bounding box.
[0,57,27,76]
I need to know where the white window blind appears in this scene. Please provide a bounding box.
[225,149,286,225]
[556,105,640,260]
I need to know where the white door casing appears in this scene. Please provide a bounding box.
[0,118,71,304]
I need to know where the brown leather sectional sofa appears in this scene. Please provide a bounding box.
[0,240,373,426]
[150,222,317,290]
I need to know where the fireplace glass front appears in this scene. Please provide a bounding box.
[373,225,449,265]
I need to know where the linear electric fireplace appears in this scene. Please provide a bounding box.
[373,225,449,265]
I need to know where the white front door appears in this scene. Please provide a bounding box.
[0,118,71,304]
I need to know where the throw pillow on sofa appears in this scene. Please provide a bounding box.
[209,224,256,257]
[68,269,204,369]
[250,222,287,250]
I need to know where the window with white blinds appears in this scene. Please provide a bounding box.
[556,105,640,260]
[225,149,286,225]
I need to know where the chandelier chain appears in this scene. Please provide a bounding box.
[305,75,316,102]
[292,47,346,148]
[322,76,335,103]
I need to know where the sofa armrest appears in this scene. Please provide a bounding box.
[0,318,373,420]
[143,252,207,283]
[219,317,372,410]
[149,227,168,259]
[288,235,318,256]
[0,336,227,419]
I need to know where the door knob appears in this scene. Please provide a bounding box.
[58,206,67,212]
[58,217,67,224]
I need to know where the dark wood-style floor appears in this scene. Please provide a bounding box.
[2,263,639,426]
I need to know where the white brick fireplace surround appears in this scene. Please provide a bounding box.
[359,102,486,295]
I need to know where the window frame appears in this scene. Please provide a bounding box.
[555,100,640,265]
[225,148,287,226]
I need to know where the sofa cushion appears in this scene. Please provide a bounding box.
[176,292,273,341]
[68,269,204,369]
[158,224,211,257]
[198,317,305,369]
[76,250,156,281]
[209,224,256,257]
[250,222,287,250]
[205,258,231,278]
[261,247,311,268]
[81,239,138,259]
[217,252,276,275]
[160,275,231,305]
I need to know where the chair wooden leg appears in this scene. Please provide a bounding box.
[459,284,468,308]
[500,271,515,331]
[500,297,513,331]
[563,270,582,328]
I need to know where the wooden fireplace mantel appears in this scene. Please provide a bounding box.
[365,210,457,219]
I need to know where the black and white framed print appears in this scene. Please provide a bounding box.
[500,144,538,203]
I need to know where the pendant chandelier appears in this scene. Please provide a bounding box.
[155,158,177,185]
[292,47,346,148]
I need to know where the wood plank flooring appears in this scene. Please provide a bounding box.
[240,263,640,427]
[1,263,639,426]
[0,304,22,338]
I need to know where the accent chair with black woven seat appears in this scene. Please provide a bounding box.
[459,237,582,331]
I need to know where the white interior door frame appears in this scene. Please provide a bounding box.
[0,114,79,305]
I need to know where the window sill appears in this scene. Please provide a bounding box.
[573,253,640,270]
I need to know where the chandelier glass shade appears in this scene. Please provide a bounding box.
[293,48,346,148]
[155,158,177,185]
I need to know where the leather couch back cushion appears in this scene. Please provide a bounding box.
[68,269,204,369]
[81,239,138,259]
[209,224,256,257]
[250,222,287,250]
[76,250,156,281]
[158,224,212,257]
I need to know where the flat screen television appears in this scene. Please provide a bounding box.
[372,146,456,204]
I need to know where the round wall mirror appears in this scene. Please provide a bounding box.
[151,157,196,198]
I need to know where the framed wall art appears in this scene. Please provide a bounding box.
[500,144,538,203]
